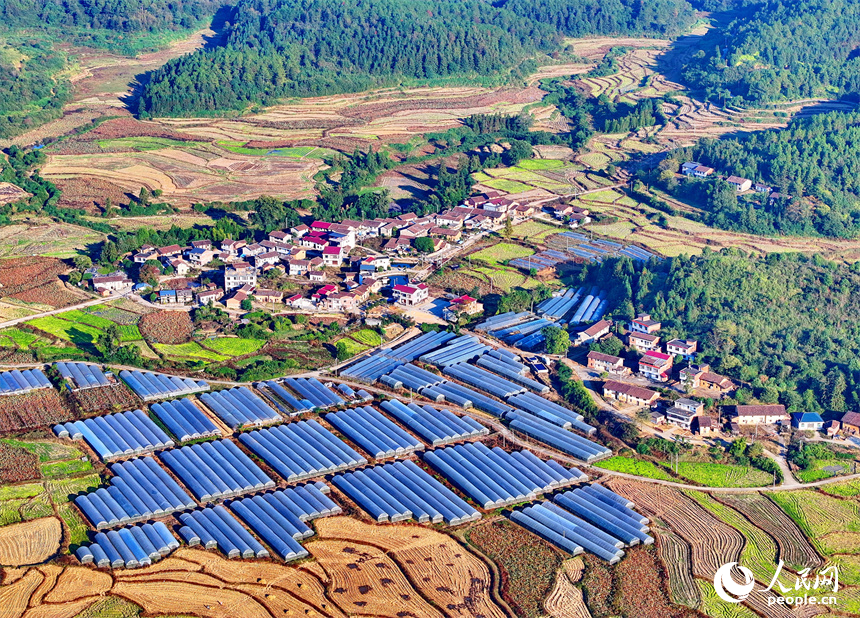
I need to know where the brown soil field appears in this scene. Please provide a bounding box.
[308,539,445,618]
[0,516,507,618]
[41,149,322,204]
[0,518,62,567]
[544,558,591,618]
[314,516,506,618]
[0,183,30,205]
[0,220,105,260]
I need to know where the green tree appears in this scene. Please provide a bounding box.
[542,325,570,355]
[503,215,513,238]
[414,237,436,253]
[240,297,254,311]
[73,255,92,271]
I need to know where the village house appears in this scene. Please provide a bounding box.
[301,232,330,251]
[320,292,358,313]
[186,248,216,266]
[241,243,265,258]
[603,380,660,407]
[443,295,483,321]
[168,259,191,277]
[482,197,515,213]
[92,274,132,295]
[700,371,734,392]
[753,182,771,193]
[221,239,246,255]
[639,351,673,382]
[436,211,468,229]
[308,270,326,282]
[133,249,158,263]
[680,363,734,392]
[824,420,841,437]
[726,176,752,192]
[311,284,337,302]
[731,404,789,425]
[693,416,719,437]
[666,338,698,360]
[254,288,283,305]
[839,412,860,436]
[224,263,257,291]
[392,282,429,306]
[268,230,291,243]
[586,351,629,375]
[666,398,704,430]
[512,203,535,220]
[196,287,222,306]
[430,227,462,242]
[791,412,824,431]
[328,225,357,249]
[157,244,182,258]
[157,288,193,305]
[682,162,715,178]
[322,245,345,268]
[191,239,212,250]
[290,224,309,238]
[629,313,661,334]
[383,237,412,253]
[575,319,612,346]
[287,259,310,276]
[629,331,660,352]
[224,284,254,310]
[254,251,281,268]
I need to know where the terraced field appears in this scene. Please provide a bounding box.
[605,478,860,616]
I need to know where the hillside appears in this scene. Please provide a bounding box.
[139,0,695,116]
[588,250,860,416]
[682,0,860,104]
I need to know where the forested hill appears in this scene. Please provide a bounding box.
[681,0,860,105]
[687,112,860,237]
[0,0,224,33]
[139,0,560,116]
[138,0,696,116]
[500,0,697,38]
[588,251,860,416]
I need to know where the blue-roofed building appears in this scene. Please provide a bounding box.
[791,412,824,431]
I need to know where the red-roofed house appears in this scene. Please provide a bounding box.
[393,283,430,306]
[322,245,345,268]
[639,351,673,382]
[311,220,332,231]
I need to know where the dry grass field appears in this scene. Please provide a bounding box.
[0,517,62,566]
[0,515,507,618]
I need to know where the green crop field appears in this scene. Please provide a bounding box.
[0,328,46,349]
[27,316,102,344]
[592,456,675,480]
[336,338,369,357]
[796,459,849,483]
[97,137,205,151]
[675,462,773,488]
[470,242,534,265]
[483,179,534,194]
[118,325,143,342]
[517,159,566,170]
[351,329,383,347]
[58,310,115,329]
[40,459,93,479]
[203,337,267,357]
[154,342,230,362]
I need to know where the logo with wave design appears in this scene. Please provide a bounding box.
[714,562,755,603]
